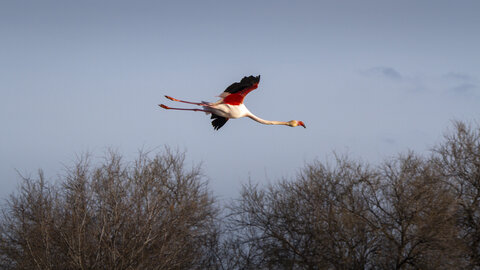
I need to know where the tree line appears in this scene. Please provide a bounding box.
[1,121,479,269]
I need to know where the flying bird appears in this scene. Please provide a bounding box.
[159,75,306,130]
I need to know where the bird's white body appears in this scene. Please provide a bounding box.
[204,103,250,119]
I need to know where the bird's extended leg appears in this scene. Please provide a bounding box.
[164,95,209,106]
[159,104,210,113]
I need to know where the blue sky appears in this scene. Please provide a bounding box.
[1,0,479,199]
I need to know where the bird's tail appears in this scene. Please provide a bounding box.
[201,101,213,115]
[202,105,212,115]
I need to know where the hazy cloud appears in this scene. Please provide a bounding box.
[364,66,403,81]
[443,72,478,95]
[443,72,475,82]
[381,137,396,145]
[362,68,478,95]
[452,83,477,94]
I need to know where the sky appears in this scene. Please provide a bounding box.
[1,0,480,200]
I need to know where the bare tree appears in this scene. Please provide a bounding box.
[3,121,480,269]
[226,156,379,269]
[0,172,59,269]
[362,153,463,269]
[225,153,465,269]
[0,149,219,269]
[433,121,480,268]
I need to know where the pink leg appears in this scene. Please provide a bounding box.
[165,95,208,106]
[159,104,209,113]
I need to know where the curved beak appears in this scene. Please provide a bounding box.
[299,121,306,128]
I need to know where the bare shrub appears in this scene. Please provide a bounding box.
[0,149,218,269]
[433,121,480,268]
[226,153,464,269]
[226,156,378,269]
[363,153,463,269]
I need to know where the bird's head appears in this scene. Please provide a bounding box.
[288,120,306,128]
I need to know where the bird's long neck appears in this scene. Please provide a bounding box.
[247,112,290,126]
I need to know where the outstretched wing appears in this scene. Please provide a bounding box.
[221,75,260,105]
[211,114,229,130]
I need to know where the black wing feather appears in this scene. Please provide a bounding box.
[211,114,229,130]
[224,75,260,94]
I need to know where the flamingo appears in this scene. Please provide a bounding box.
[159,75,306,130]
